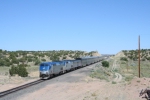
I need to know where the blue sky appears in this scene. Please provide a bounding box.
[0,0,150,54]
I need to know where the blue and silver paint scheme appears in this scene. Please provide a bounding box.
[62,60,81,70]
[39,56,106,80]
[61,60,73,71]
[39,62,52,79]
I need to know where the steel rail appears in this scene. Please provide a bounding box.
[0,79,45,97]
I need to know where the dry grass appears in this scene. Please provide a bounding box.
[90,68,110,82]
[90,61,113,82]
[120,60,150,78]
[0,67,10,75]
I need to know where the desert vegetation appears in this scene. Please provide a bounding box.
[102,61,109,68]
[0,49,99,67]
[90,49,150,85]
[0,49,100,77]
[90,61,112,82]
[122,49,150,61]
[9,64,28,77]
[121,49,150,78]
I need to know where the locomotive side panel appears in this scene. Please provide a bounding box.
[53,64,63,75]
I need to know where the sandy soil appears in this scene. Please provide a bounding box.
[14,77,149,100]
[0,72,39,92]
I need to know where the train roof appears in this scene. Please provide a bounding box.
[62,59,76,61]
[40,55,104,65]
[40,61,63,66]
[75,56,101,60]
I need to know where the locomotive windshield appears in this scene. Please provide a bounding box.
[40,63,50,71]
[76,58,81,60]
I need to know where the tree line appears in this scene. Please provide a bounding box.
[122,49,150,61]
[0,49,97,67]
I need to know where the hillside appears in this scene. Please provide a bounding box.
[0,49,101,67]
[114,49,150,78]
[121,49,150,61]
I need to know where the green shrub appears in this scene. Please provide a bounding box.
[63,56,67,59]
[102,61,109,68]
[120,57,128,61]
[9,65,18,76]
[142,58,145,61]
[112,81,116,84]
[35,59,41,65]
[41,58,46,61]
[146,57,150,60]
[4,62,11,66]
[137,80,140,83]
[0,59,5,66]
[28,58,33,62]
[9,65,28,77]
[11,58,19,64]
[19,57,26,63]
[69,55,72,57]
[121,61,126,64]
[18,65,28,77]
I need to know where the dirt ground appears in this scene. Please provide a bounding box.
[0,71,39,92]
[14,77,150,100]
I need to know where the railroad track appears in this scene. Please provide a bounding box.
[0,79,45,97]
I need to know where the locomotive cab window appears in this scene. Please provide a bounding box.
[40,64,44,66]
[40,64,49,66]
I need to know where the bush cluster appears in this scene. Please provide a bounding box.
[120,57,128,61]
[102,61,109,68]
[35,59,41,65]
[0,49,96,67]
[122,49,150,61]
[9,64,28,77]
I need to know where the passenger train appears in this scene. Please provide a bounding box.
[39,56,106,79]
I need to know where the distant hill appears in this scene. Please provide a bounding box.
[0,49,101,67]
[116,49,150,61]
